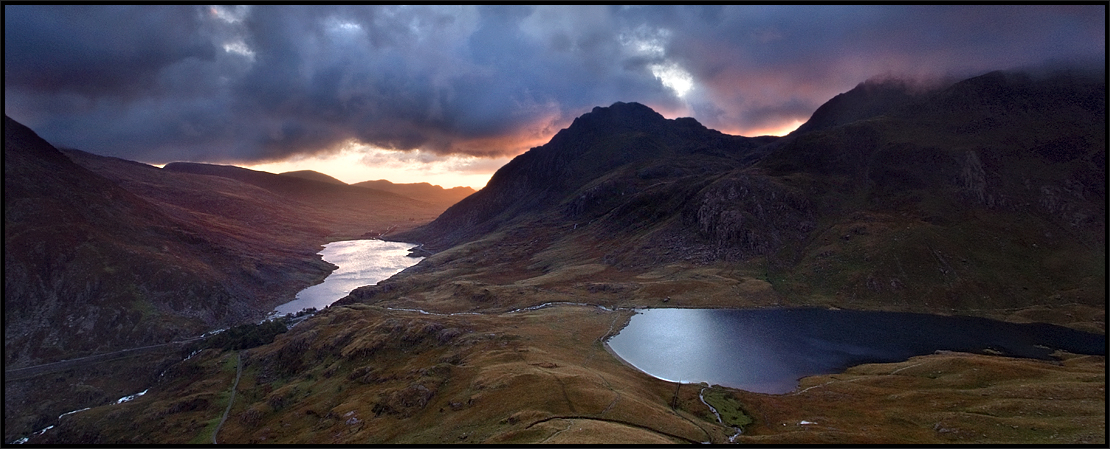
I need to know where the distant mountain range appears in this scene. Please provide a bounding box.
[352,179,475,207]
[200,168,476,207]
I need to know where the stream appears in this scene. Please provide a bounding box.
[699,387,742,443]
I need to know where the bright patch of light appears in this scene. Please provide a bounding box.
[618,26,695,98]
[240,142,511,189]
[222,41,255,60]
[326,17,365,36]
[619,25,670,58]
[650,62,694,98]
[740,119,806,137]
[334,21,362,32]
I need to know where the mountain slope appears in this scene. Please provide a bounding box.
[395,101,777,250]
[5,116,272,368]
[353,179,475,207]
[162,162,441,238]
[375,69,1104,325]
[5,116,462,441]
[279,169,347,185]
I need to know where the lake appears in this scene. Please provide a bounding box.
[271,240,422,316]
[605,308,1105,394]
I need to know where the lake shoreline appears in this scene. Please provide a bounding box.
[606,307,1106,395]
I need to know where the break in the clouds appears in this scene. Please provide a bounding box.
[4,4,1105,165]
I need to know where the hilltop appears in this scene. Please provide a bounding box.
[278,170,348,186]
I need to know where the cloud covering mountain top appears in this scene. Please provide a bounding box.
[4,5,1104,166]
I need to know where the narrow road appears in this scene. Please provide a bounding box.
[212,351,243,444]
[4,338,200,382]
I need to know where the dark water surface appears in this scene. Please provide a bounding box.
[605,308,1105,394]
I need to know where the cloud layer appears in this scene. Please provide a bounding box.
[5,5,1105,164]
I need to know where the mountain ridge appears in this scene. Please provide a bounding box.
[375,69,1104,320]
[394,101,777,250]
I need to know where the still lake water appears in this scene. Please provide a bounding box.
[605,308,1105,394]
[272,240,422,316]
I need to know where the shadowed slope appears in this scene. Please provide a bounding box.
[279,170,347,185]
[394,101,776,250]
[5,116,456,442]
[5,116,273,368]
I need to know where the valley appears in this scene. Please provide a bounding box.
[5,67,1105,444]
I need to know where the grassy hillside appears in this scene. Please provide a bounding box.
[4,118,451,442]
[31,303,1104,444]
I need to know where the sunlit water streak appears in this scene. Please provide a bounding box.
[272,240,423,317]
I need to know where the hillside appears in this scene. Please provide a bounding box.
[162,162,441,238]
[353,179,475,207]
[380,69,1105,326]
[5,117,277,368]
[5,117,329,440]
[279,170,347,186]
[4,119,454,441]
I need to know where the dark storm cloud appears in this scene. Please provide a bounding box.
[4,5,1104,164]
[4,5,217,98]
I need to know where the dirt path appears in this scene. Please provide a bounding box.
[212,351,243,444]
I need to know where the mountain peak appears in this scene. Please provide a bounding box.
[393,101,768,249]
[569,101,668,133]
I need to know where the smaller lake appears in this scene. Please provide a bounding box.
[272,240,422,316]
[606,308,1105,394]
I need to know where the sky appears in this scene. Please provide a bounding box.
[5,5,1105,188]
